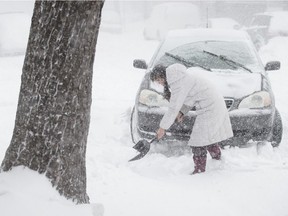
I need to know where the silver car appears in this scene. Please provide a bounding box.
[244,11,288,50]
[131,29,283,148]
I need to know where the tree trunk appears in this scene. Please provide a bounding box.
[1,0,104,204]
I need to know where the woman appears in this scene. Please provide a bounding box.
[150,63,233,174]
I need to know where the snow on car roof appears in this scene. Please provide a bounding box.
[166,28,250,42]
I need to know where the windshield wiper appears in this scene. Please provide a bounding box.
[203,50,253,73]
[165,52,211,72]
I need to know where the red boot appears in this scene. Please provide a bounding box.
[191,147,207,174]
[207,144,221,160]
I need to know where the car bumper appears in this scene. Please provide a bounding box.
[135,106,274,145]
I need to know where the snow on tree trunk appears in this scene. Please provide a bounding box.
[1,0,104,204]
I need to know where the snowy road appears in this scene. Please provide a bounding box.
[0,23,288,216]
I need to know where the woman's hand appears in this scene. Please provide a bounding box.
[156,128,166,140]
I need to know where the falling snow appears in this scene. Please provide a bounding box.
[1,1,288,216]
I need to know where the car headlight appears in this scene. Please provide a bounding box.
[139,89,169,107]
[238,91,271,109]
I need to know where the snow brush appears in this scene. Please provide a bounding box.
[129,137,158,162]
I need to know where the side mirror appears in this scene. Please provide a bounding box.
[133,59,148,69]
[265,61,281,71]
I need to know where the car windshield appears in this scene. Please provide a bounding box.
[152,40,261,73]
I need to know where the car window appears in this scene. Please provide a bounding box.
[153,41,260,72]
[250,15,271,27]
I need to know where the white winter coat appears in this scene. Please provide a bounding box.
[160,63,233,147]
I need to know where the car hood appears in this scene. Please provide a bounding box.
[186,68,262,99]
[209,72,262,99]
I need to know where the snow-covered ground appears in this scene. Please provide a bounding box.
[1,20,288,216]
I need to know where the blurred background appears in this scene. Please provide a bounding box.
[1,0,288,56]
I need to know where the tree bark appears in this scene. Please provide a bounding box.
[1,0,104,204]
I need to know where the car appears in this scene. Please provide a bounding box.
[0,12,31,57]
[207,17,240,30]
[244,11,288,50]
[143,3,201,40]
[131,28,283,148]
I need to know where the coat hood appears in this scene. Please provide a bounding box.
[166,63,186,84]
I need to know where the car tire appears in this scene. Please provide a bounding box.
[271,109,283,147]
[130,106,141,144]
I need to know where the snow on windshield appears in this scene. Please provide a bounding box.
[152,39,261,73]
[154,41,260,72]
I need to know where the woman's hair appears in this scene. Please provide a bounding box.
[150,64,167,81]
[150,64,171,101]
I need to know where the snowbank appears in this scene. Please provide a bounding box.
[0,167,104,216]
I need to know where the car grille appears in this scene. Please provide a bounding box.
[225,98,234,110]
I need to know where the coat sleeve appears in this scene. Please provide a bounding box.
[160,85,190,130]
[180,104,191,115]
